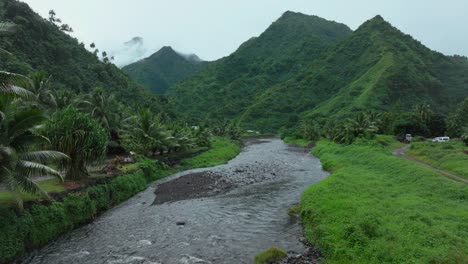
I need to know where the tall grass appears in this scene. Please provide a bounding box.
[302,138,468,263]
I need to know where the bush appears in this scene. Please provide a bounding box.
[138,157,169,182]
[63,193,96,225]
[27,203,71,246]
[254,246,288,264]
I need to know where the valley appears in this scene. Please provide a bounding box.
[0,0,467,263]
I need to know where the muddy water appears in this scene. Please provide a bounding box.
[23,139,328,264]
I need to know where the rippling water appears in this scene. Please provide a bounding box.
[22,139,328,264]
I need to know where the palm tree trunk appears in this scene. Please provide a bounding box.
[66,157,89,181]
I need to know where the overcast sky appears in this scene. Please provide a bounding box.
[22,0,468,66]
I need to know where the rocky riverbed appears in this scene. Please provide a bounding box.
[22,138,328,264]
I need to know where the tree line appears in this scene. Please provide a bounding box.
[285,101,468,145]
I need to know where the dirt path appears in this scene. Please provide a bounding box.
[393,145,468,184]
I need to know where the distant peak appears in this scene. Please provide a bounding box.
[357,15,394,32]
[159,46,175,53]
[371,15,385,22]
[278,10,309,20]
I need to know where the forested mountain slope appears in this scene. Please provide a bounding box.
[0,0,162,108]
[123,46,206,95]
[167,11,352,122]
[241,16,468,130]
[168,13,468,131]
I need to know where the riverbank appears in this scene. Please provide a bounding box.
[301,136,468,263]
[0,137,241,263]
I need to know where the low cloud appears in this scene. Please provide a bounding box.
[110,37,151,67]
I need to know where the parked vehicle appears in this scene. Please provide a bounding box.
[432,136,450,142]
[405,134,412,143]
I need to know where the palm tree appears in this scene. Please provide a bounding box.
[0,101,68,210]
[0,22,16,55]
[0,71,35,123]
[300,119,321,141]
[77,88,120,137]
[414,103,433,124]
[28,72,57,108]
[122,108,171,156]
[0,71,34,98]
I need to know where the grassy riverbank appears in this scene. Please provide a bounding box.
[301,137,468,263]
[407,140,468,179]
[0,137,240,263]
[180,137,241,169]
[283,137,312,147]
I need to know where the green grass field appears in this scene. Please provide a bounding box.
[180,137,241,169]
[408,140,468,179]
[301,137,468,263]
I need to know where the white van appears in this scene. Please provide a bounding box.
[432,136,450,142]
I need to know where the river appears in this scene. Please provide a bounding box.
[22,138,328,264]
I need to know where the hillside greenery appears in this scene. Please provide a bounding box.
[0,0,165,110]
[0,0,242,209]
[122,46,207,95]
[168,11,352,128]
[167,13,468,132]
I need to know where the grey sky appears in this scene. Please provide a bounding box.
[23,0,468,66]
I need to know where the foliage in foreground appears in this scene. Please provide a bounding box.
[0,73,68,210]
[408,140,468,178]
[0,166,149,263]
[254,246,288,264]
[301,138,468,263]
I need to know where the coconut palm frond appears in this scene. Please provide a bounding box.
[0,22,16,35]
[17,160,63,180]
[20,150,69,164]
[8,108,47,138]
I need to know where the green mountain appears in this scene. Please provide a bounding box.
[168,13,468,132]
[167,11,352,123]
[122,46,206,95]
[0,0,161,108]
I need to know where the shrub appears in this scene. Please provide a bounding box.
[27,203,71,246]
[63,193,96,225]
[44,106,108,180]
[138,157,169,182]
[254,246,288,264]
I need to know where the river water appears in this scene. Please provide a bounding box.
[22,139,328,264]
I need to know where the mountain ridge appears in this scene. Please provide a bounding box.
[122,46,207,95]
[167,12,353,123]
[166,12,468,131]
